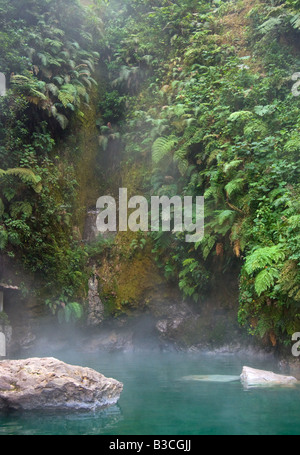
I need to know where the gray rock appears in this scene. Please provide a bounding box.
[155,302,195,340]
[87,275,105,326]
[84,329,133,352]
[240,366,298,388]
[0,357,123,411]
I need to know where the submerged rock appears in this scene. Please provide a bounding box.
[181,374,240,383]
[240,366,298,388]
[0,357,123,411]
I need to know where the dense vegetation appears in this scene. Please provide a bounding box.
[0,0,300,348]
[0,0,102,321]
[99,0,300,348]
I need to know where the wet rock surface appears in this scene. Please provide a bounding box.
[240,366,298,388]
[0,357,123,411]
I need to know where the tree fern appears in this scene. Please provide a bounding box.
[11,75,47,101]
[44,38,63,51]
[37,52,48,66]
[53,76,64,85]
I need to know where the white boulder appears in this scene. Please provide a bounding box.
[240,366,298,388]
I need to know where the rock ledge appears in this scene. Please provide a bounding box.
[0,357,123,411]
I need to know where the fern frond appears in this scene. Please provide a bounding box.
[55,113,69,130]
[53,76,64,85]
[207,149,221,165]
[279,260,300,301]
[10,201,33,219]
[204,184,223,203]
[228,110,253,122]
[225,177,245,197]
[291,13,300,30]
[152,136,178,164]
[201,234,217,260]
[288,214,300,229]
[37,52,48,66]
[258,17,283,34]
[173,147,188,175]
[223,159,243,174]
[215,209,236,225]
[254,267,280,296]
[58,84,76,107]
[5,168,41,186]
[46,83,59,96]
[244,245,286,275]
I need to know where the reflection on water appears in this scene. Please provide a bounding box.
[0,406,122,436]
[1,348,300,435]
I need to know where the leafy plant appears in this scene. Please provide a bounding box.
[46,297,83,324]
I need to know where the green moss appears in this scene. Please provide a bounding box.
[71,87,103,232]
[97,228,164,315]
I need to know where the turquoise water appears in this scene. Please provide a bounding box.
[1,349,300,435]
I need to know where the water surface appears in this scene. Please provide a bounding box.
[0,349,299,435]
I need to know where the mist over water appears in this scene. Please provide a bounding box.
[3,328,300,435]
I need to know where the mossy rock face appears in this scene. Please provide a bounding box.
[114,255,164,309]
[93,158,171,316]
[97,232,166,315]
[72,86,103,232]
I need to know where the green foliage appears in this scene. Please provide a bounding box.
[244,246,286,275]
[179,258,210,302]
[46,297,83,324]
[0,0,99,131]
[1,0,300,343]
[254,267,280,296]
[98,90,126,124]
[102,0,300,347]
[0,0,102,321]
[152,136,178,165]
